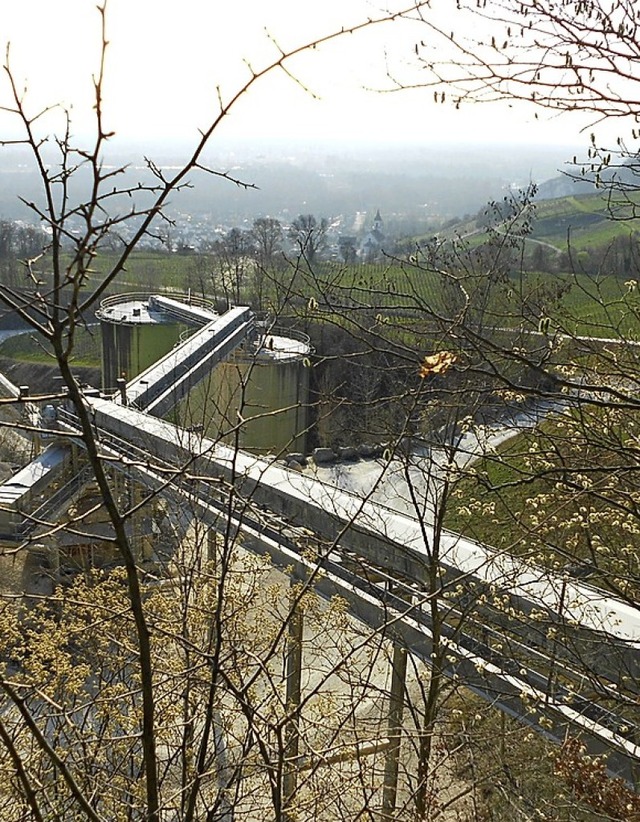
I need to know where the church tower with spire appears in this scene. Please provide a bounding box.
[372,209,384,237]
[361,209,385,262]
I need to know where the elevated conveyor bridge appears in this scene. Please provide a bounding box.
[52,395,640,785]
[120,305,254,415]
[0,303,254,541]
[1,294,639,784]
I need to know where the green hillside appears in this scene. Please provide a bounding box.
[530,190,640,250]
[434,189,640,254]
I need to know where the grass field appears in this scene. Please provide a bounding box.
[444,415,640,596]
[0,327,102,367]
[304,261,639,339]
[530,190,640,250]
[82,251,200,294]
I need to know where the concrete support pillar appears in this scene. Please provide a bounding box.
[124,470,152,563]
[48,541,60,579]
[70,443,81,478]
[116,377,127,406]
[283,587,304,819]
[381,641,408,819]
[207,528,218,566]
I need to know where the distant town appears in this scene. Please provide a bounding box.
[0,139,583,255]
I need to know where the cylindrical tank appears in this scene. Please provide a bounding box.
[179,327,312,456]
[96,293,213,392]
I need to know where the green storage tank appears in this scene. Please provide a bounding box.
[179,328,311,457]
[96,293,212,392]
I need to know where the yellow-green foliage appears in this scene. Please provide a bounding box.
[447,405,640,597]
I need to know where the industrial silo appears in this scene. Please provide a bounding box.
[179,327,312,456]
[96,292,215,392]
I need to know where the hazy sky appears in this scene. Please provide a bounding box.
[0,0,596,152]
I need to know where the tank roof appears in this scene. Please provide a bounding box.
[96,292,218,327]
[97,299,165,326]
[249,332,311,363]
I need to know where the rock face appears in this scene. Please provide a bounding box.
[286,452,307,467]
[286,443,388,468]
[312,447,336,464]
[0,358,101,394]
[337,446,358,461]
